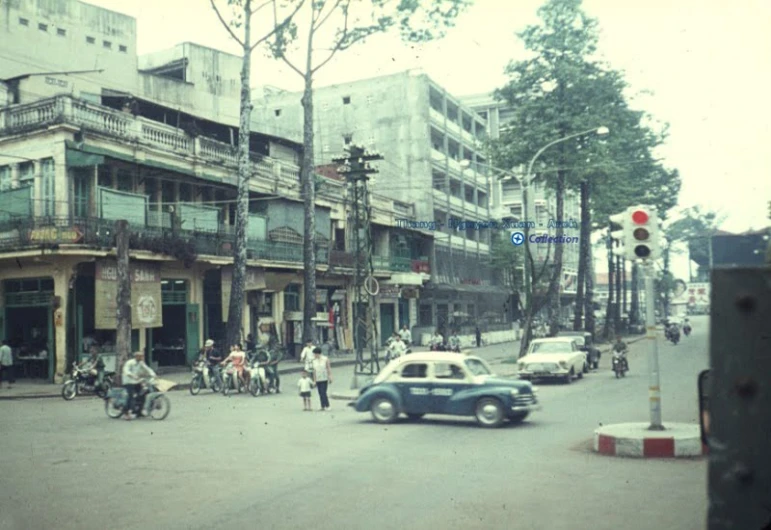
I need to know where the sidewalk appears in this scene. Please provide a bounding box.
[0,353,363,401]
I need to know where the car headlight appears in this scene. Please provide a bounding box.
[531,386,539,393]
[510,389,519,396]
[559,361,568,369]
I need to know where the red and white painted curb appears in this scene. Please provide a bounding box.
[594,422,707,458]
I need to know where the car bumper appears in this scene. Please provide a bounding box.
[511,403,542,413]
[518,370,569,379]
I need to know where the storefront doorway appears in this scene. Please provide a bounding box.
[4,278,54,381]
[203,270,225,347]
[380,303,395,346]
[398,299,410,329]
[150,280,190,367]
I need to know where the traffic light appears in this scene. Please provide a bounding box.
[609,209,629,258]
[628,205,661,260]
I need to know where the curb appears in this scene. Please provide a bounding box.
[593,422,706,458]
[0,360,359,401]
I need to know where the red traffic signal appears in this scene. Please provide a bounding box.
[631,210,649,224]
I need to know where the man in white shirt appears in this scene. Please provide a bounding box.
[121,351,156,420]
[388,335,407,362]
[399,325,412,347]
[311,348,333,411]
[0,340,14,389]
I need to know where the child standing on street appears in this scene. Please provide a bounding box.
[297,370,314,411]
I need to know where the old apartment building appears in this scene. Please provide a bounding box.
[0,0,431,381]
[254,70,512,342]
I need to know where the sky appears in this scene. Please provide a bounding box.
[84,0,771,235]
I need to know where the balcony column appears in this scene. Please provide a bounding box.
[52,265,72,384]
[10,163,19,188]
[53,149,68,218]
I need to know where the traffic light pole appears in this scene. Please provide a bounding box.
[643,261,664,430]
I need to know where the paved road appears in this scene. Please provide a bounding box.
[0,317,709,530]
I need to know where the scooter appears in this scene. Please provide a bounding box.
[683,324,692,337]
[246,361,275,396]
[612,351,628,378]
[667,327,680,345]
[221,361,245,396]
[61,365,114,400]
[104,378,171,420]
[190,360,222,395]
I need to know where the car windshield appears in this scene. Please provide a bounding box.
[464,358,492,376]
[572,337,585,347]
[530,342,572,354]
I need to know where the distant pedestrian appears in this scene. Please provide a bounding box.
[475,327,482,348]
[300,340,315,374]
[311,347,333,411]
[0,340,14,389]
[297,370,314,411]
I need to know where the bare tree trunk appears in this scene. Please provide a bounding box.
[300,37,317,344]
[602,230,614,340]
[573,179,589,330]
[613,256,621,335]
[546,169,566,336]
[226,0,252,348]
[584,238,596,339]
[115,220,131,385]
[630,262,640,326]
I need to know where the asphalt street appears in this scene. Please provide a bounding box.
[0,317,709,530]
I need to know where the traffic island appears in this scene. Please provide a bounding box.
[594,422,706,458]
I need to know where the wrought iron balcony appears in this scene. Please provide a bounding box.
[0,216,328,265]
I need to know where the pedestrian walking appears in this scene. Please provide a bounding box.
[475,326,482,348]
[311,347,333,411]
[297,370,315,411]
[0,340,14,389]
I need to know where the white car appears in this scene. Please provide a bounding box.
[517,337,587,384]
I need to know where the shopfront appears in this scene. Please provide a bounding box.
[149,279,199,367]
[3,278,54,380]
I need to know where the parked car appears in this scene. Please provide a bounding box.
[557,331,601,370]
[517,337,586,384]
[350,353,541,428]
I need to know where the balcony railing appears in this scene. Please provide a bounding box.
[0,95,301,185]
[0,216,328,265]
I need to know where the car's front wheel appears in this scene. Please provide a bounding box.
[475,397,504,428]
[370,397,398,424]
[564,369,574,384]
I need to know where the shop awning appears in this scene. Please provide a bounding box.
[66,148,105,167]
[264,272,298,292]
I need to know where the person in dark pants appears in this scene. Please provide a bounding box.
[311,347,333,411]
[475,327,482,348]
[0,340,15,389]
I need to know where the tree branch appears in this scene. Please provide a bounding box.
[251,0,308,51]
[280,54,304,77]
[314,0,346,32]
[210,0,245,48]
[310,2,351,75]
[250,0,274,15]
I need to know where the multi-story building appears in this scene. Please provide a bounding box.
[253,70,511,343]
[462,92,582,324]
[0,0,430,381]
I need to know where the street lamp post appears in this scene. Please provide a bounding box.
[518,127,608,354]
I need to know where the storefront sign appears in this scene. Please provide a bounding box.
[29,226,83,244]
[330,290,346,301]
[284,311,303,321]
[401,288,420,299]
[316,289,328,305]
[378,285,401,298]
[95,260,163,329]
[221,266,266,321]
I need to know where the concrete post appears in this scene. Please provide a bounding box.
[644,262,663,430]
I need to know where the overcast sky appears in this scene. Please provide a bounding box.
[87,0,771,234]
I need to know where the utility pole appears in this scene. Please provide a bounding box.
[333,146,383,388]
[115,220,131,385]
[644,261,663,429]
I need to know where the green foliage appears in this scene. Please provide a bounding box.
[489,232,524,291]
[666,206,724,267]
[491,0,680,228]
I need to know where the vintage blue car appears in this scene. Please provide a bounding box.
[350,353,541,428]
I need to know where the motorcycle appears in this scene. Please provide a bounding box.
[246,360,275,396]
[667,327,680,345]
[612,351,628,378]
[189,360,222,395]
[429,342,446,352]
[62,365,113,400]
[104,378,171,420]
[683,325,692,337]
[221,361,245,396]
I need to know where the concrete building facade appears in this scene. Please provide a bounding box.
[0,0,431,381]
[254,70,511,343]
